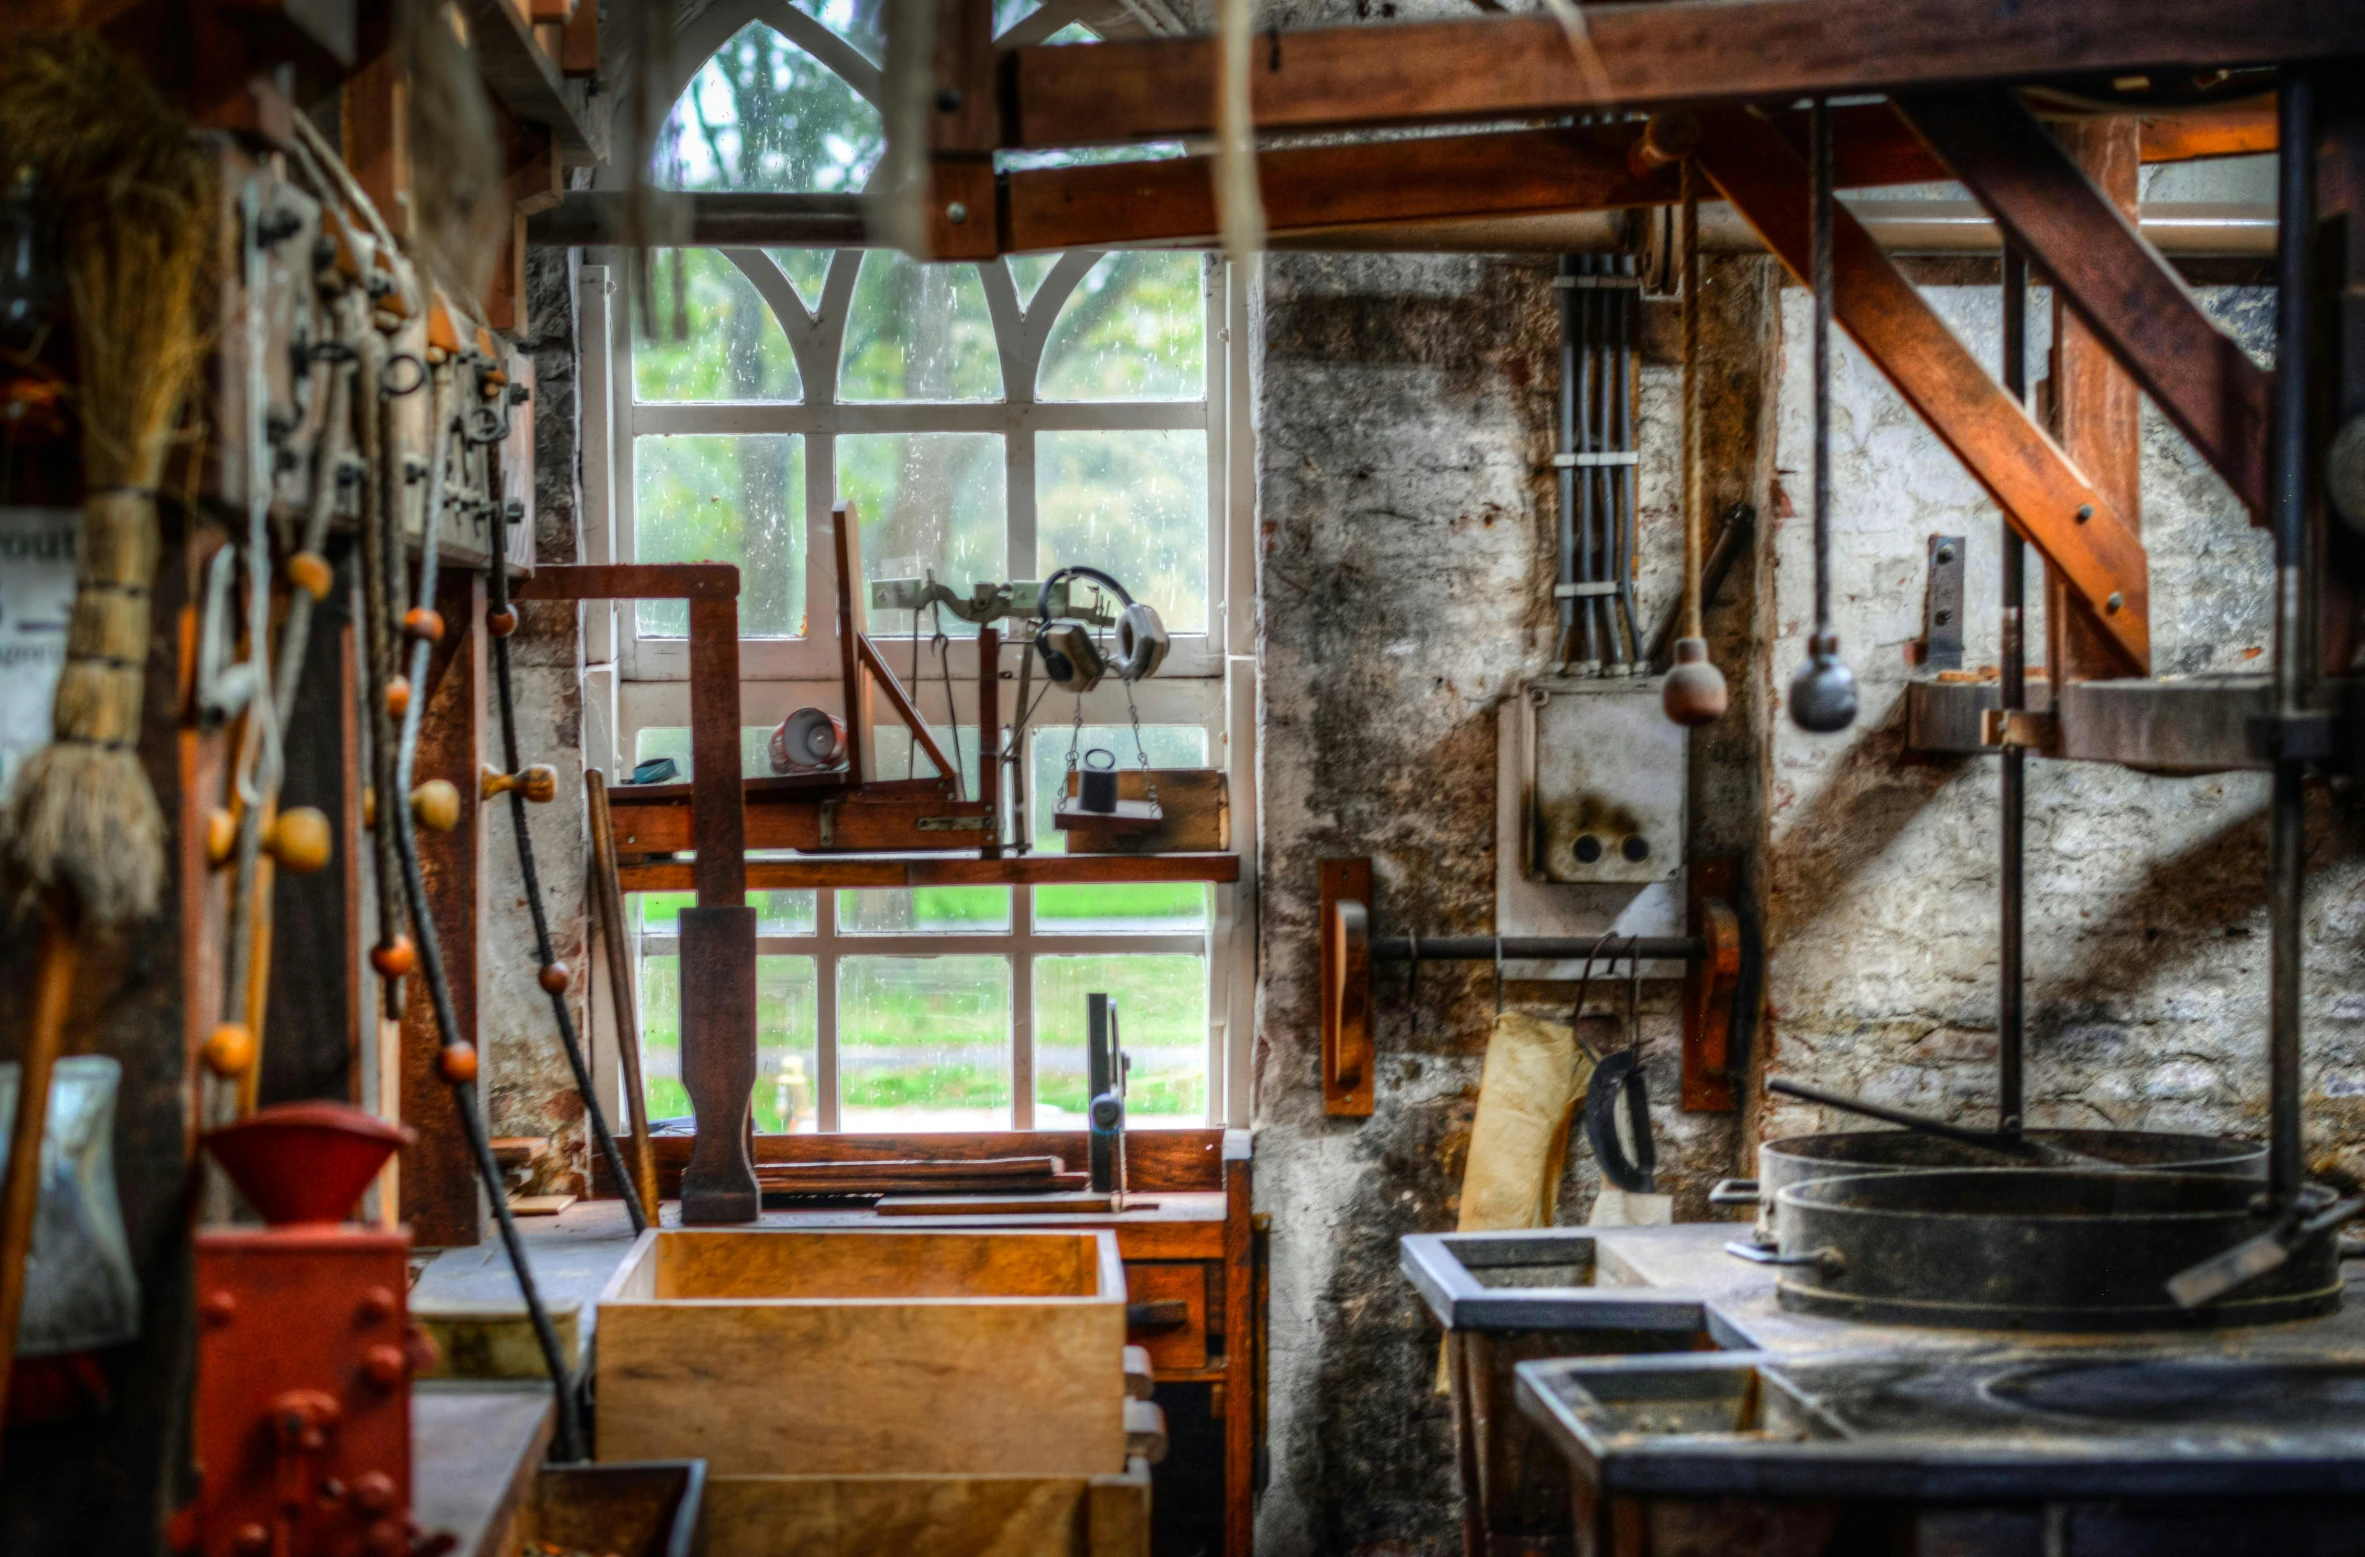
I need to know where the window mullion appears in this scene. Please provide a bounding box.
[1013,887,1036,1130]
[816,882,841,1132]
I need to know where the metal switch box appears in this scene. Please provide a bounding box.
[1520,678,1685,884]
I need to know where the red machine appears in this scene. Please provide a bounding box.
[186,1104,434,1557]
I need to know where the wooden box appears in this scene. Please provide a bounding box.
[596,1229,1131,1476]
[704,1460,1150,1557]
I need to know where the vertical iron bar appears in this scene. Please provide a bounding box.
[1557,255,1579,671]
[1615,252,1643,667]
[1811,100,1835,643]
[1088,992,1115,1192]
[2269,66,2316,1204]
[1591,255,1622,672]
[1576,255,1600,672]
[1999,241,2028,1134]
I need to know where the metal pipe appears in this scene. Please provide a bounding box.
[1786,99,1860,732]
[1575,255,1600,672]
[2269,66,2316,1205]
[1999,240,2028,1134]
[1556,255,1580,671]
[1613,252,1644,667]
[1371,935,1704,962]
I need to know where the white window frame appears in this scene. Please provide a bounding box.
[573,5,1261,1135]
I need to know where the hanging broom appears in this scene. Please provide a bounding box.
[0,32,213,1448]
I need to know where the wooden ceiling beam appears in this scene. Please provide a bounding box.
[1006,0,2346,149]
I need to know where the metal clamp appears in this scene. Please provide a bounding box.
[1707,1178,1760,1208]
[1724,1240,1844,1273]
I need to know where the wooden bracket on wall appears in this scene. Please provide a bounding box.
[1319,858,1374,1117]
[1680,857,1743,1114]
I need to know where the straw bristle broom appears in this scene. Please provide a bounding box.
[0,33,213,926]
[0,32,213,1464]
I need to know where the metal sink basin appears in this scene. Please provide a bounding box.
[1400,1229,1709,1335]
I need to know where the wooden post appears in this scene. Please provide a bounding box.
[2045,117,2145,687]
[1221,1134,1256,1557]
[401,572,488,1247]
[679,592,758,1223]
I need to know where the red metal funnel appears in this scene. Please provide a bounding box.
[202,1104,414,1226]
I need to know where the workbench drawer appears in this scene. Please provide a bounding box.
[1124,1261,1210,1372]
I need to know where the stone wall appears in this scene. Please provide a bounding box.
[1247,249,2365,1557]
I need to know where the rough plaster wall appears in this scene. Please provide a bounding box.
[1251,250,1770,1557]
[1753,281,2365,1171]
[483,245,596,1197]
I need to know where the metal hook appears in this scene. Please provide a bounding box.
[379,351,427,398]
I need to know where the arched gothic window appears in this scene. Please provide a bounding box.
[583,0,1250,1137]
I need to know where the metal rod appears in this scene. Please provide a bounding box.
[1556,255,1579,670]
[2268,65,2316,1205]
[1999,238,2028,1135]
[1370,935,1704,962]
[1681,157,1705,646]
[1811,100,1835,643]
[1763,1076,2096,1165]
[1575,255,1600,671]
[1595,253,1626,671]
[1614,252,1644,665]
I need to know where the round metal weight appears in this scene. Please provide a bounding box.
[1746,1128,2264,1240]
[1770,1169,2342,1332]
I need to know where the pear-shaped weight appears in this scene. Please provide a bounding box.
[1660,637,1729,726]
[1788,632,1858,733]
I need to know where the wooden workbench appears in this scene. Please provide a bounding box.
[422,1127,1262,1556]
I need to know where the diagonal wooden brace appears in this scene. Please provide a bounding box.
[1695,108,2150,675]
[1898,89,2273,524]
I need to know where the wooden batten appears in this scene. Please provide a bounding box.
[1059,769,1231,855]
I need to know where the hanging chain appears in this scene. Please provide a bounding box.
[1123,675,1158,809]
[1066,691,1085,771]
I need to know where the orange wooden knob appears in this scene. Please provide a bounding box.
[486,606,518,638]
[538,962,570,994]
[264,807,333,873]
[403,606,444,643]
[410,779,461,833]
[481,763,557,804]
[204,807,238,866]
[362,785,377,828]
[384,676,411,720]
[204,1022,256,1078]
[437,1041,479,1084]
[286,551,334,601]
[370,935,416,978]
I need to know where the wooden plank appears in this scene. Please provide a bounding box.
[597,1230,1129,1475]
[617,851,1239,892]
[606,791,989,855]
[1694,108,2150,674]
[1006,0,2365,149]
[592,1129,1230,1199]
[402,572,488,1246]
[2044,116,2151,684]
[1221,1141,1254,1557]
[2141,99,2276,162]
[453,0,594,153]
[411,1387,556,1557]
[858,631,959,780]
[707,1468,1149,1557]
[510,561,741,601]
[1059,768,1230,855]
[1124,1261,1208,1371]
[1902,89,2272,521]
[686,596,747,906]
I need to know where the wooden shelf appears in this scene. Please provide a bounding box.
[616,852,1241,892]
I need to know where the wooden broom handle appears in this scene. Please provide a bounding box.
[0,904,78,1466]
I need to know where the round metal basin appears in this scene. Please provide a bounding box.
[1742,1129,2264,1239]
[1986,1359,2365,1430]
[1770,1168,2340,1332]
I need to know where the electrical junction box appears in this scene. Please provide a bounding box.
[1521,678,1685,883]
[1496,677,1687,979]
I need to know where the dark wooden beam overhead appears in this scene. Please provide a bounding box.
[1902,89,2274,525]
[1695,107,2152,675]
[1006,0,2346,149]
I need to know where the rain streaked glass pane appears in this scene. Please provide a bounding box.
[634,435,804,638]
[632,890,815,936]
[753,956,821,1132]
[653,23,882,194]
[1028,725,1207,855]
[1008,254,1058,309]
[1035,880,1209,934]
[634,251,800,403]
[839,956,1012,1131]
[838,886,1011,934]
[993,0,1040,34]
[868,721,985,790]
[839,432,1006,635]
[1039,252,1204,400]
[770,248,835,307]
[840,252,1002,401]
[1037,429,1207,632]
[797,0,885,57]
[1034,955,1207,1127]
[633,723,796,780]
[636,953,819,1133]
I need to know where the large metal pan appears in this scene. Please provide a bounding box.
[1712,1128,2265,1240]
[1757,1168,2340,1332]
